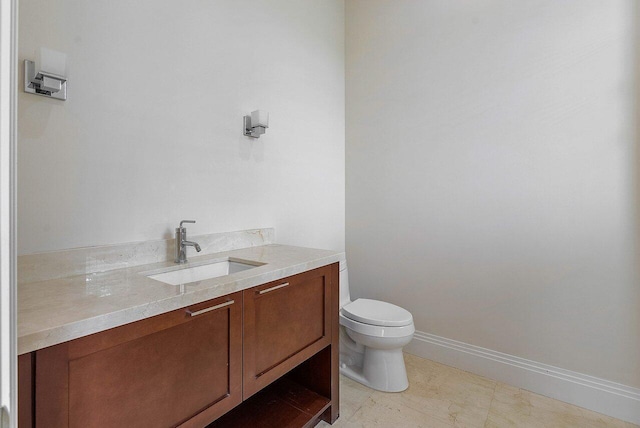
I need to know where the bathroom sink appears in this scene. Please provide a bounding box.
[146,259,262,285]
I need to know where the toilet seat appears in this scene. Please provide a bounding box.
[340,313,415,338]
[342,298,413,327]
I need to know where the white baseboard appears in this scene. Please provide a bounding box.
[404,330,640,425]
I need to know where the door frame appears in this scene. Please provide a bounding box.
[0,0,18,425]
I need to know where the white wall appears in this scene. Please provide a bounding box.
[346,0,640,388]
[18,0,345,254]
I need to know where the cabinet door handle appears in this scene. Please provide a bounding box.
[186,300,234,317]
[258,282,290,295]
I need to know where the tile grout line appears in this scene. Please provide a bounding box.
[482,381,499,428]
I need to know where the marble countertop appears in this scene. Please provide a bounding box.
[18,244,344,355]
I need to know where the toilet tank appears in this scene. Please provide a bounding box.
[339,260,351,309]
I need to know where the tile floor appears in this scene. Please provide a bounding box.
[318,353,638,428]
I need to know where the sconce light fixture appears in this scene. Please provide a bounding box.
[243,110,269,138]
[24,47,68,100]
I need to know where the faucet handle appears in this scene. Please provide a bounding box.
[179,219,196,228]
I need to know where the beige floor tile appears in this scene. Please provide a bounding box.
[379,353,495,427]
[485,382,637,428]
[344,393,453,427]
[338,375,375,420]
[316,375,374,428]
[318,354,636,428]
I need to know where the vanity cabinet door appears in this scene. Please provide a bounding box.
[243,265,333,398]
[35,292,242,428]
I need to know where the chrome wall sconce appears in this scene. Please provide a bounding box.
[24,47,68,101]
[243,110,269,138]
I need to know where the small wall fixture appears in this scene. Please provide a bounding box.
[24,47,68,101]
[243,110,269,138]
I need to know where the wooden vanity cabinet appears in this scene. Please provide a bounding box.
[212,263,340,427]
[19,262,340,428]
[243,265,333,399]
[33,292,242,428]
[18,353,33,428]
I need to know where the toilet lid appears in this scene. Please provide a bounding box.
[342,298,413,327]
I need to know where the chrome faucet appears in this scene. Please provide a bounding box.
[175,220,202,263]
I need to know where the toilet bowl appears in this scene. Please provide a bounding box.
[339,260,415,392]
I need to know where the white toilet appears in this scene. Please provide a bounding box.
[339,260,415,392]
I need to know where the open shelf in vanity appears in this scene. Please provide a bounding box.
[209,348,334,428]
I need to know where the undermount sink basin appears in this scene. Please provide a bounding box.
[147,259,262,285]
